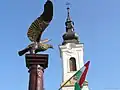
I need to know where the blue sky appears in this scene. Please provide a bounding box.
[0,0,120,90]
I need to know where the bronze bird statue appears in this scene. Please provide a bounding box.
[18,0,53,56]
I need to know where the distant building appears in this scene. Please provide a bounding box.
[59,7,89,90]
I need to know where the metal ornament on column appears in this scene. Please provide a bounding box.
[18,0,53,90]
[18,0,53,56]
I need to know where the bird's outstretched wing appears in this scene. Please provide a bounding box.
[27,0,53,42]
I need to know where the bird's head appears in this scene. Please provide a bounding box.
[35,43,53,53]
[48,44,53,49]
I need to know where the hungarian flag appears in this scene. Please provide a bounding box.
[74,61,90,90]
[59,61,90,90]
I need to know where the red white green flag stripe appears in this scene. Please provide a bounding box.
[74,61,90,90]
[59,61,90,90]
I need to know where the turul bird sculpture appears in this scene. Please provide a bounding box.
[18,0,53,56]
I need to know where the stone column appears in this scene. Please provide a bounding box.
[25,54,48,90]
[37,65,44,90]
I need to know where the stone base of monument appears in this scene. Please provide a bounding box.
[25,54,48,90]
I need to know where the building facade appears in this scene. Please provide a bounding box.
[59,7,89,90]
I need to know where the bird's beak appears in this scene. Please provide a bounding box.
[50,45,53,49]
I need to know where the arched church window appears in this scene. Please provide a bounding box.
[69,57,77,71]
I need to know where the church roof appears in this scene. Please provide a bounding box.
[62,7,79,45]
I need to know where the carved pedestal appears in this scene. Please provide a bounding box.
[25,54,48,90]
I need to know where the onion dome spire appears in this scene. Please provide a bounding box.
[62,6,79,45]
[65,7,74,32]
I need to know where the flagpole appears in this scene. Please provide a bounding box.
[58,69,80,90]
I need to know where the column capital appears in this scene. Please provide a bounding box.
[25,54,48,69]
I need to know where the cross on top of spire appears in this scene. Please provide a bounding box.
[66,2,71,22]
[65,2,74,31]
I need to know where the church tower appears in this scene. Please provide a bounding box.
[59,7,89,90]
